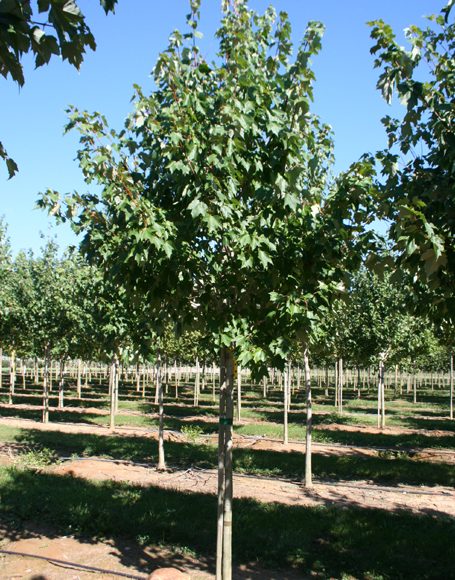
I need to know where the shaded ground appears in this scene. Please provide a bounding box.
[0,523,303,580]
[50,458,455,518]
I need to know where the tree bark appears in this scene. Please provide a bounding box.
[283,364,289,445]
[377,359,385,429]
[450,353,453,421]
[58,358,65,409]
[8,349,15,405]
[109,356,118,430]
[42,349,50,423]
[304,348,313,488]
[157,354,166,470]
[236,365,241,422]
[338,357,343,414]
[216,346,234,580]
[76,359,82,399]
[194,357,200,407]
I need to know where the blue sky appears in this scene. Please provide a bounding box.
[0,0,444,254]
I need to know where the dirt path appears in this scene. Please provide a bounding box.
[49,457,455,519]
[0,416,454,465]
[0,524,301,580]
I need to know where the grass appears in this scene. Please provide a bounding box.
[0,465,453,578]
[0,424,453,487]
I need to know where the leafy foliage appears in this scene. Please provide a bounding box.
[41,1,376,371]
[369,1,455,325]
[0,0,118,177]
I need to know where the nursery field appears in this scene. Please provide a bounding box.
[0,370,454,579]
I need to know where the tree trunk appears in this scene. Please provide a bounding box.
[450,353,453,421]
[8,349,16,404]
[377,359,385,429]
[334,360,338,407]
[77,359,82,399]
[109,356,118,430]
[283,364,289,445]
[42,350,50,423]
[338,357,343,414]
[136,362,141,393]
[0,347,2,391]
[194,357,200,407]
[157,355,166,470]
[304,348,313,488]
[58,359,65,409]
[216,346,234,580]
[236,365,241,422]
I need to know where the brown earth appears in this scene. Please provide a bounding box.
[0,414,454,579]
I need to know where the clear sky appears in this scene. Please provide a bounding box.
[0,0,444,255]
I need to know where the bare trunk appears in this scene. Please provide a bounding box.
[157,355,166,470]
[236,365,241,422]
[58,359,65,409]
[77,359,82,399]
[377,359,385,429]
[338,357,343,414]
[8,349,15,405]
[450,353,453,420]
[304,348,312,488]
[283,364,289,445]
[216,346,234,580]
[194,358,200,407]
[109,356,118,430]
[42,350,50,423]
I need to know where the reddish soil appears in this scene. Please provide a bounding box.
[0,414,454,579]
[0,524,301,580]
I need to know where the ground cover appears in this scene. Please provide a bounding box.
[0,379,453,578]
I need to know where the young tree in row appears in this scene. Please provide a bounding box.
[42,1,375,577]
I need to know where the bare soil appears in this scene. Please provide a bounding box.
[0,414,454,579]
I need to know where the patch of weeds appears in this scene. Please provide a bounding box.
[377,450,411,460]
[181,425,203,443]
[174,545,197,558]
[15,446,60,470]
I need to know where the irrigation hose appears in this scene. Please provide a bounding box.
[0,549,145,579]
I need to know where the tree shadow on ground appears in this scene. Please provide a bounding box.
[7,427,455,487]
[0,467,453,579]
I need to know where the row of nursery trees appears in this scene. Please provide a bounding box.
[1,1,453,578]
[1,227,452,411]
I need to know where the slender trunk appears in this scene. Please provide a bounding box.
[216,346,234,580]
[236,365,241,422]
[109,356,118,430]
[136,362,140,393]
[338,357,343,414]
[334,360,338,407]
[413,373,417,404]
[58,359,65,409]
[283,364,289,445]
[77,359,82,399]
[194,358,200,407]
[157,355,166,470]
[450,353,453,421]
[8,349,16,404]
[212,362,216,402]
[42,349,50,423]
[377,359,385,429]
[304,348,312,488]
